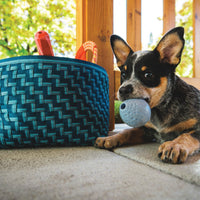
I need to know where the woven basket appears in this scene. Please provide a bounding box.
[0,56,109,148]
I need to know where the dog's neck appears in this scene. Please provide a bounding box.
[155,73,176,109]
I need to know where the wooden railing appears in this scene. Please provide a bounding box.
[76,0,200,131]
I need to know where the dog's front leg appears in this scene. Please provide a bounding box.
[95,128,145,149]
[158,132,200,164]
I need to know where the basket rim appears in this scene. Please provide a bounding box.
[0,55,107,75]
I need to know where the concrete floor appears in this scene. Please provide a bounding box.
[0,124,200,200]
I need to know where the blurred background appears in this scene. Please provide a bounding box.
[0,0,192,77]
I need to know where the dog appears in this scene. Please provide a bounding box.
[95,27,200,164]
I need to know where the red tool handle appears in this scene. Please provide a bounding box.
[35,31,54,56]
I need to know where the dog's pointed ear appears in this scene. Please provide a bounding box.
[110,35,133,66]
[154,27,185,65]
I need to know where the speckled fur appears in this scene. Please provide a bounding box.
[145,75,200,143]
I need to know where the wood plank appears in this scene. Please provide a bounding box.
[193,0,200,78]
[182,77,200,90]
[76,0,84,50]
[76,0,114,130]
[163,0,175,34]
[127,0,141,51]
[114,67,121,99]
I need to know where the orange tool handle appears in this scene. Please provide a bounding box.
[35,31,54,56]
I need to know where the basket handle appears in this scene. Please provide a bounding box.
[75,41,98,64]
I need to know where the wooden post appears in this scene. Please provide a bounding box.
[127,0,141,51]
[182,77,200,90]
[76,0,114,131]
[76,0,84,51]
[193,0,200,78]
[163,0,175,34]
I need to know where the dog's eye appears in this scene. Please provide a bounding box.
[144,72,154,80]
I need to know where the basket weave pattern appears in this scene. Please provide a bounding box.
[0,56,109,148]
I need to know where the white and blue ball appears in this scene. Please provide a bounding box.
[119,99,151,128]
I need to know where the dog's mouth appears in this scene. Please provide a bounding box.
[117,87,151,104]
[120,97,150,104]
[144,98,150,104]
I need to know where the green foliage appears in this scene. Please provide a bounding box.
[176,0,193,77]
[0,0,76,59]
[114,100,123,123]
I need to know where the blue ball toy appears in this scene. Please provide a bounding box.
[119,99,151,128]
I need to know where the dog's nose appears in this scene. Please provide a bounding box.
[119,84,133,96]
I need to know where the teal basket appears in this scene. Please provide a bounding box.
[0,56,109,148]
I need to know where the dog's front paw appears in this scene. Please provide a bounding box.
[94,136,121,149]
[158,141,189,164]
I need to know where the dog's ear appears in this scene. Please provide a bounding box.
[154,27,185,65]
[110,35,133,66]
